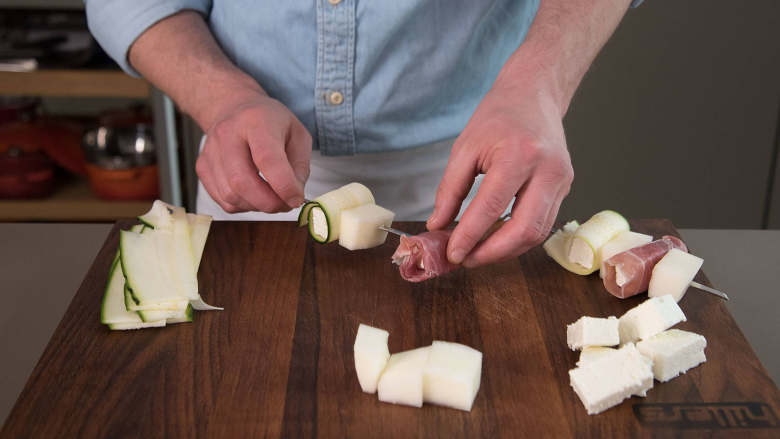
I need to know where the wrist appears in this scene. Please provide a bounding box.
[189,72,268,130]
[493,39,577,117]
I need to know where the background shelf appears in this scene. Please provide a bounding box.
[0,178,153,222]
[0,70,149,98]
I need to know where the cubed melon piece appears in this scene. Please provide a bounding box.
[354,324,390,393]
[422,341,483,411]
[339,204,396,250]
[377,346,431,407]
[648,248,704,302]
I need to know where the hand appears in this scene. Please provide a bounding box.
[427,77,574,268]
[196,92,312,213]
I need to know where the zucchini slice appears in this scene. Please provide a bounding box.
[566,210,629,274]
[120,228,188,307]
[138,200,178,229]
[187,212,212,269]
[305,182,375,243]
[168,305,195,324]
[108,321,166,330]
[102,225,150,325]
[297,201,319,227]
[543,225,594,276]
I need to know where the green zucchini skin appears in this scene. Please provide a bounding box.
[297,201,319,227]
[99,253,121,323]
[137,218,156,229]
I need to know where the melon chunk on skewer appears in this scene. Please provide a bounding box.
[648,248,704,302]
[339,204,395,250]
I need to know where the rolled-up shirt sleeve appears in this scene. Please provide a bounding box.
[85,0,211,76]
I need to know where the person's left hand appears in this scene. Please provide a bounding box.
[427,76,574,268]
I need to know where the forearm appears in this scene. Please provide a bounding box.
[495,0,632,115]
[128,11,266,130]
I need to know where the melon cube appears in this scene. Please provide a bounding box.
[377,346,431,407]
[648,248,704,302]
[422,341,483,411]
[354,324,390,393]
[339,204,395,250]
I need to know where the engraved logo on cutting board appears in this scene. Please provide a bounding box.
[634,402,778,429]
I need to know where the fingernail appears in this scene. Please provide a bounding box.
[449,248,466,265]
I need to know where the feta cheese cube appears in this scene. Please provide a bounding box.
[339,204,396,250]
[619,295,686,344]
[377,346,431,407]
[567,316,620,350]
[353,324,390,393]
[648,248,704,302]
[422,341,483,411]
[636,329,707,382]
[577,347,616,368]
[569,343,654,415]
[568,237,595,270]
[311,207,328,241]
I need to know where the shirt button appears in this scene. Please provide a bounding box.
[328,91,344,105]
[328,0,342,4]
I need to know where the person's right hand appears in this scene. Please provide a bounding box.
[196,93,312,213]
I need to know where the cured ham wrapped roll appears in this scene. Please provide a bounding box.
[602,236,687,299]
[392,230,459,282]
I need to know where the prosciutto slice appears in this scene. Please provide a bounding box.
[391,230,459,282]
[602,235,687,299]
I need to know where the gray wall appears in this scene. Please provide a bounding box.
[560,0,780,229]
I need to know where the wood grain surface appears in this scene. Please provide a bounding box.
[2,220,779,438]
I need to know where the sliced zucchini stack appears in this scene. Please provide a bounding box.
[101,200,218,331]
[133,200,221,311]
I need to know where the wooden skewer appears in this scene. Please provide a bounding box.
[690,281,729,301]
[378,225,411,237]
[379,213,511,239]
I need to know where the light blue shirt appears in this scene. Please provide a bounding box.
[87,1,640,156]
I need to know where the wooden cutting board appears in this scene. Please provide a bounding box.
[2,220,778,438]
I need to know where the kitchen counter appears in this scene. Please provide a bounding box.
[1,223,778,427]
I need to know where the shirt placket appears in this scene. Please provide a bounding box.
[315,0,356,155]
